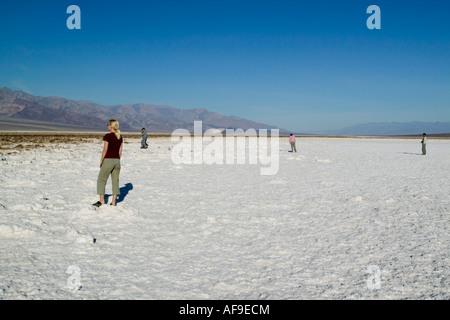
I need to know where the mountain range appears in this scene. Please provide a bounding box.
[1,87,449,136]
[0,87,289,134]
[327,121,450,136]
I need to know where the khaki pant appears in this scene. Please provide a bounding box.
[97,159,121,195]
[290,142,297,152]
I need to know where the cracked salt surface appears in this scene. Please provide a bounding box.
[0,136,449,299]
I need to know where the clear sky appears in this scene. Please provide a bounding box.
[1,0,449,133]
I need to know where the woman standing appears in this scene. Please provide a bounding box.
[93,119,123,207]
[289,133,297,152]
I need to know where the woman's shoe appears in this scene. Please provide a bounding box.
[92,201,102,207]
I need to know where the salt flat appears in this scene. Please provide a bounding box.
[0,135,449,299]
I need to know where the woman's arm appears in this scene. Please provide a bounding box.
[119,141,123,159]
[101,141,108,167]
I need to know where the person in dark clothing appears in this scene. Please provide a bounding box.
[421,133,427,155]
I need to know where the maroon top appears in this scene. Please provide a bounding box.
[103,132,123,159]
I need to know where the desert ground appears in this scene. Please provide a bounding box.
[1,132,449,299]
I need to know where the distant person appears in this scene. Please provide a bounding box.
[421,133,427,155]
[289,133,297,152]
[93,119,123,207]
[141,127,148,149]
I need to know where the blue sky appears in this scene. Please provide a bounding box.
[1,0,449,133]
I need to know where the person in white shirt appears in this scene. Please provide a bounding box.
[421,133,427,155]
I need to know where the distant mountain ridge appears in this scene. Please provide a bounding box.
[0,87,289,133]
[2,88,449,136]
[329,121,450,136]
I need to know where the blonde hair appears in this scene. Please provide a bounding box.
[108,119,121,140]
